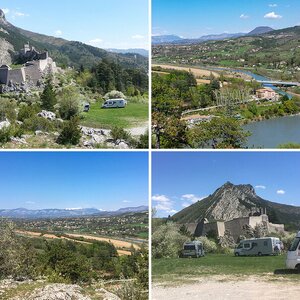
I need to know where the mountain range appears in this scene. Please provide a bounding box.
[172,182,300,229]
[0,206,148,219]
[152,26,274,45]
[0,9,147,70]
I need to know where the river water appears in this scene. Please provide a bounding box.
[244,115,300,148]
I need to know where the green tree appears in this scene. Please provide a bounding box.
[57,117,81,145]
[41,81,56,111]
[188,117,250,149]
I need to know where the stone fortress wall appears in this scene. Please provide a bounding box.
[0,43,57,86]
[183,213,285,242]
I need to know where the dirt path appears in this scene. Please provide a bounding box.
[152,276,300,300]
[127,122,148,136]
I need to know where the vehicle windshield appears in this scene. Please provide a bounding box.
[184,245,195,250]
[289,237,300,251]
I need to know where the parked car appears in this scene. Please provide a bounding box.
[180,241,205,258]
[101,99,127,108]
[286,231,300,272]
[83,103,90,112]
[234,237,281,256]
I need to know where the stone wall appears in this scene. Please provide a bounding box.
[8,68,26,84]
[0,65,9,84]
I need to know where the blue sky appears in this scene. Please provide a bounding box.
[152,152,300,217]
[153,0,300,38]
[1,0,149,49]
[0,152,148,210]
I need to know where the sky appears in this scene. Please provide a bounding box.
[1,0,149,49]
[152,152,300,217]
[153,0,300,38]
[0,152,148,211]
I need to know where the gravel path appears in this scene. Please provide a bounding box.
[152,276,300,300]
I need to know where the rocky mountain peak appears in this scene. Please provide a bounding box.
[0,9,5,18]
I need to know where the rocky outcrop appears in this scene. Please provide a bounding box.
[0,119,10,130]
[37,110,56,121]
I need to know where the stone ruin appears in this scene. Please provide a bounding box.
[0,43,57,93]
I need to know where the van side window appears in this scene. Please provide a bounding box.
[264,241,268,246]
[244,243,251,249]
[252,242,257,247]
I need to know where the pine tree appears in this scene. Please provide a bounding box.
[41,81,56,111]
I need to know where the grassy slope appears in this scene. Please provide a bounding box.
[152,254,299,282]
[80,102,148,129]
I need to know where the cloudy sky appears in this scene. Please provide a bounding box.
[153,0,300,37]
[152,152,300,217]
[0,152,148,210]
[1,0,149,49]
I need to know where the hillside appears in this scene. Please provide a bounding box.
[0,9,147,70]
[152,25,300,77]
[172,182,300,227]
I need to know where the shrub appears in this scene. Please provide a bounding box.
[0,126,12,144]
[104,90,126,100]
[110,126,131,141]
[18,104,41,122]
[0,98,17,122]
[152,222,188,258]
[56,86,83,120]
[57,117,81,145]
[195,236,218,253]
[23,116,54,132]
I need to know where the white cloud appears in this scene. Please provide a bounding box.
[255,185,266,189]
[65,207,83,210]
[54,30,63,36]
[10,10,29,19]
[240,14,249,19]
[132,34,145,40]
[122,200,132,203]
[88,38,103,46]
[264,12,282,19]
[181,194,206,203]
[25,201,35,204]
[277,189,285,195]
[152,194,175,213]
[182,202,190,208]
[269,4,278,7]
[2,8,9,14]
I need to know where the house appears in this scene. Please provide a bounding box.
[256,87,278,100]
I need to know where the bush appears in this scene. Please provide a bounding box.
[195,236,218,253]
[104,90,126,100]
[57,117,81,145]
[0,126,12,144]
[111,126,131,141]
[0,98,17,122]
[152,222,188,258]
[18,104,41,122]
[56,86,83,120]
[23,116,54,132]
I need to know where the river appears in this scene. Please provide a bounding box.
[244,115,300,148]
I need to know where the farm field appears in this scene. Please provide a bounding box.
[80,101,148,130]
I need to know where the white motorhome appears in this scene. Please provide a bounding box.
[180,241,205,258]
[286,231,300,272]
[102,99,127,109]
[234,237,281,256]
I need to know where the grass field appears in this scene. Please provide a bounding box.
[80,101,148,129]
[152,254,299,282]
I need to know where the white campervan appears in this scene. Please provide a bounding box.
[286,231,300,272]
[102,99,127,109]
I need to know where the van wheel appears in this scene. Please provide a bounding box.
[235,253,239,257]
[296,264,300,273]
[258,252,262,256]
